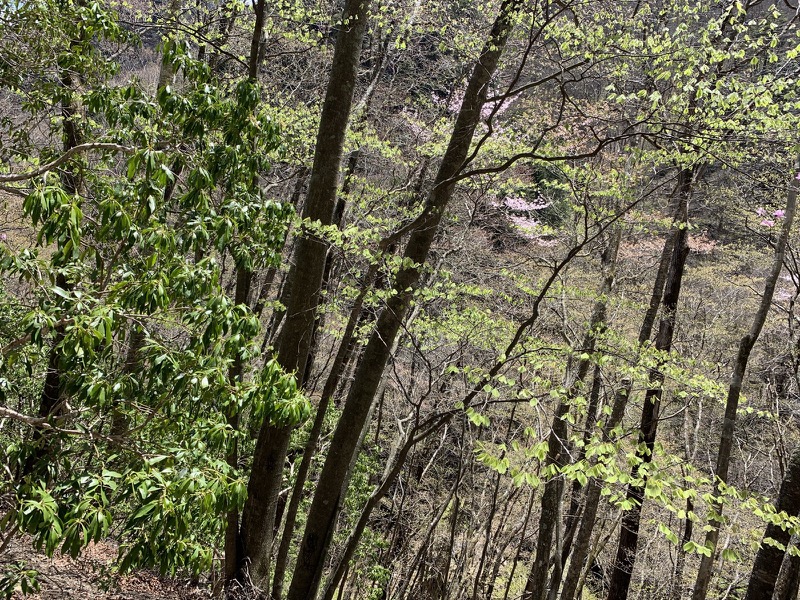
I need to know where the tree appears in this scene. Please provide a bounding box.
[236,0,373,589]
[285,3,527,598]
[0,0,300,580]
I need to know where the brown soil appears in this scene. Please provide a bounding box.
[3,538,209,599]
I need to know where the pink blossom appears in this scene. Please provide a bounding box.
[795,172,800,181]
[761,219,776,227]
[504,197,540,212]
[774,209,786,218]
[503,195,551,212]
[756,207,766,216]
[0,233,6,241]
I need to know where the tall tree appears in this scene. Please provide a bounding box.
[524,228,621,600]
[223,0,271,581]
[746,444,800,600]
[285,2,525,598]
[693,165,799,598]
[238,0,373,587]
[606,163,698,600]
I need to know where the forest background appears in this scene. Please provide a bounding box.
[3,1,800,599]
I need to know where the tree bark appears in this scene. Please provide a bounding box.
[524,229,620,600]
[22,15,84,478]
[559,221,676,600]
[224,265,252,581]
[775,537,800,600]
[606,165,696,600]
[746,446,800,600]
[692,162,798,600]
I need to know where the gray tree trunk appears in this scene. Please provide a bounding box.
[605,164,697,600]
[693,162,798,599]
[524,229,620,600]
[238,0,372,588]
[747,447,800,600]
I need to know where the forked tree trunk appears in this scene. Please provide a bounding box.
[692,162,798,600]
[285,4,523,599]
[237,0,372,588]
[605,165,697,600]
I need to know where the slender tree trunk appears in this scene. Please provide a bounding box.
[270,268,377,600]
[746,446,800,600]
[671,496,694,600]
[109,327,145,438]
[524,230,621,600]
[221,0,274,582]
[156,0,181,89]
[560,222,677,600]
[472,404,519,599]
[285,4,522,599]
[23,18,84,477]
[248,0,267,80]
[224,266,252,581]
[693,163,798,600]
[606,165,697,600]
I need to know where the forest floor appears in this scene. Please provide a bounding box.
[4,537,209,599]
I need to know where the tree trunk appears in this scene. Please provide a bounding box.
[109,327,145,439]
[606,165,696,600]
[285,4,522,599]
[746,446,800,600]
[693,162,798,600]
[224,265,252,581]
[672,497,694,600]
[221,0,275,581]
[775,537,800,600]
[560,222,676,600]
[524,229,620,600]
[238,0,372,588]
[270,266,377,600]
[23,19,84,478]
[156,0,181,89]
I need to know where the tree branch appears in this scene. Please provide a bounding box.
[0,143,134,183]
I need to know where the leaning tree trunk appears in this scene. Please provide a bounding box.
[746,446,800,600]
[523,229,620,600]
[284,3,524,599]
[237,0,372,588]
[605,164,696,600]
[692,163,798,599]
